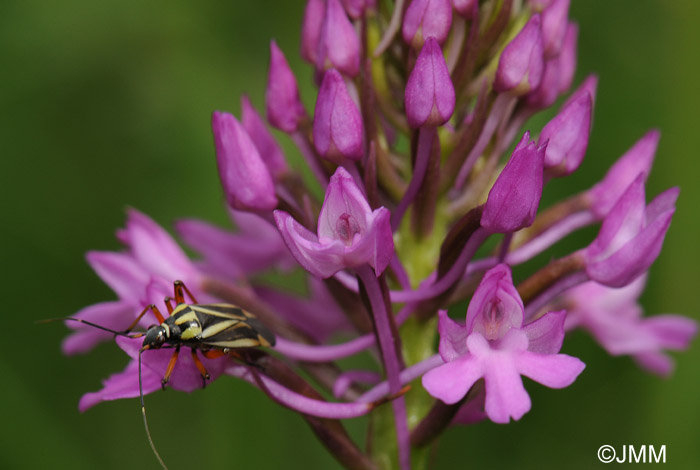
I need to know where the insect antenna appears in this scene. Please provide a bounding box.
[36,317,144,338]
[139,346,168,470]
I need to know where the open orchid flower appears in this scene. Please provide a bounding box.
[564,277,697,376]
[274,167,393,278]
[423,264,585,423]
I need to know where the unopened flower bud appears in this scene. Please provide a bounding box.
[313,69,364,161]
[539,91,592,176]
[301,0,324,64]
[405,37,455,128]
[241,96,288,179]
[541,0,570,58]
[266,41,307,133]
[403,0,453,48]
[212,111,278,211]
[317,0,360,77]
[481,132,546,232]
[494,15,544,95]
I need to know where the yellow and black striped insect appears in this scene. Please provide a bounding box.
[47,280,275,470]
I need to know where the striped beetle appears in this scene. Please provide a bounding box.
[50,280,275,469]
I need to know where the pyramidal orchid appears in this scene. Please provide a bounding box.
[54,3,695,470]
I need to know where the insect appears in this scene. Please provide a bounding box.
[46,280,275,470]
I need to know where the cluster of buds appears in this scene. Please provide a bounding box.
[62,1,696,469]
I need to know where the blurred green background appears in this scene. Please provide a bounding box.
[1,0,698,469]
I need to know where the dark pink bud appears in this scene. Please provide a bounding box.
[525,22,577,109]
[241,96,289,179]
[481,132,546,232]
[313,69,364,161]
[589,130,660,218]
[301,0,324,64]
[539,91,592,176]
[266,41,307,133]
[541,0,570,58]
[403,0,453,49]
[212,111,278,211]
[405,37,455,128]
[452,0,477,18]
[317,0,361,77]
[494,15,544,95]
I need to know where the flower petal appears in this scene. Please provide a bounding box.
[522,310,566,354]
[422,355,483,404]
[516,351,585,388]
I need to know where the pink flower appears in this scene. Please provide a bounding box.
[565,278,698,376]
[274,167,394,278]
[423,265,584,423]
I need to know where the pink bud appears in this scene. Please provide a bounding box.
[539,91,592,176]
[481,132,545,232]
[494,15,544,95]
[313,69,364,161]
[405,37,455,128]
[266,41,307,133]
[541,0,570,58]
[301,0,324,64]
[241,96,288,179]
[403,0,453,49]
[317,0,361,77]
[452,0,477,19]
[212,111,278,211]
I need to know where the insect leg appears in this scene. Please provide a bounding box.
[190,349,211,388]
[160,347,181,390]
[163,297,175,315]
[122,304,166,334]
[174,280,198,304]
